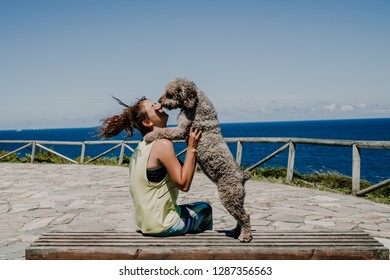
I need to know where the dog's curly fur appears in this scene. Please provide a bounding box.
[144,78,252,242]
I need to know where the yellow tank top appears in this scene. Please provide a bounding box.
[129,140,180,234]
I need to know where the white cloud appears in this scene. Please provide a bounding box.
[340,104,354,112]
[259,107,270,113]
[215,101,390,124]
[371,106,390,114]
[357,103,367,109]
[324,104,337,111]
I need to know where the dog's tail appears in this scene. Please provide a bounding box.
[242,170,251,183]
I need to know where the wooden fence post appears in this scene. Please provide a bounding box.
[31,142,36,163]
[119,142,125,165]
[352,144,361,195]
[236,140,242,166]
[80,143,86,164]
[286,140,296,183]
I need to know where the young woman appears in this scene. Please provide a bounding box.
[99,97,212,236]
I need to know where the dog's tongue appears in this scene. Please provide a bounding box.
[156,106,165,113]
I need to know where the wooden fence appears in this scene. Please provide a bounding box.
[1,138,389,196]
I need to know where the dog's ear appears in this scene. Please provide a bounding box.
[182,81,198,109]
[183,87,198,109]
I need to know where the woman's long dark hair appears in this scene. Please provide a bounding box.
[99,96,151,138]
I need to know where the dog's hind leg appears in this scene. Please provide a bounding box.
[217,180,252,242]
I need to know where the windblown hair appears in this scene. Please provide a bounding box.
[99,96,151,138]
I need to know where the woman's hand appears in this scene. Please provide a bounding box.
[187,127,202,153]
[154,127,202,192]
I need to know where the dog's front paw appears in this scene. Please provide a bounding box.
[143,132,159,142]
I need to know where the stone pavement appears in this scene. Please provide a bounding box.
[1,163,389,260]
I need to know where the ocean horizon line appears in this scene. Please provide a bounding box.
[2,117,390,132]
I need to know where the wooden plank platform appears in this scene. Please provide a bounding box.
[25,231,389,260]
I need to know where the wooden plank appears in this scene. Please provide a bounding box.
[35,143,78,164]
[84,143,122,164]
[246,143,290,171]
[26,247,388,260]
[357,178,390,196]
[37,230,373,237]
[25,231,389,260]
[0,143,32,160]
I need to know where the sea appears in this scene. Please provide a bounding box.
[1,118,389,184]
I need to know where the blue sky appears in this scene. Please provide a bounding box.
[1,0,389,130]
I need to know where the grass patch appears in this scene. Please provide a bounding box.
[249,166,390,204]
[0,149,130,165]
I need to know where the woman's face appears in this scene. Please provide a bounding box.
[142,99,169,128]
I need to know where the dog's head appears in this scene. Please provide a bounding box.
[158,78,198,110]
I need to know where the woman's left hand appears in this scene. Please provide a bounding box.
[188,127,202,153]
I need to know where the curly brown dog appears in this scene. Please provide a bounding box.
[144,78,252,242]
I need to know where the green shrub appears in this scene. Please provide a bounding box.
[249,167,389,204]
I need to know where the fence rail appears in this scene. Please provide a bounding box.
[1,138,390,196]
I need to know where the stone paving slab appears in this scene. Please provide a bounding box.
[1,163,389,260]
